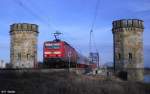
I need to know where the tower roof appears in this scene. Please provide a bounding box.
[112,19,144,30]
[10,23,38,33]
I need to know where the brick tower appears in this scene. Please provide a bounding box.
[10,23,39,68]
[112,19,144,81]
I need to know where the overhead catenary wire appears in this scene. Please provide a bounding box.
[90,0,100,30]
[26,0,57,30]
[88,0,100,67]
[89,30,99,53]
[14,0,57,31]
[89,0,100,53]
[15,0,85,53]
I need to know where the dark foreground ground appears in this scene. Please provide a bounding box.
[0,70,150,94]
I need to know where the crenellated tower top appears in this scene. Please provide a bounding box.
[112,19,144,33]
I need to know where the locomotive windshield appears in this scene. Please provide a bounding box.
[45,43,61,49]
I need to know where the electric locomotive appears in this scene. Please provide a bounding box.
[43,31,97,69]
[43,39,78,68]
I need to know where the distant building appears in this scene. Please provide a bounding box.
[112,19,144,81]
[0,60,6,68]
[10,23,39,68]
[89,52,99,66]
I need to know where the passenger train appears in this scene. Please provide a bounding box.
[43,39,96,68]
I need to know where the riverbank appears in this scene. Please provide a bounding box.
[144,75,150,83]
[0,70,150,94]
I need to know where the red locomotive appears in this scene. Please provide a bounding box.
[43,39,97,68]
[43,32,97,68]
[43,40,78,68]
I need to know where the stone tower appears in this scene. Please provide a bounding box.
[112,19,144,81]
[10,23,39,68]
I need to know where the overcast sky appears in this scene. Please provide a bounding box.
[0,0,150,67]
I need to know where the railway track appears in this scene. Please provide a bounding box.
[0,68,88,74]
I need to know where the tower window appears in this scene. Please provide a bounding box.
[18,53,21,60]
[27,54,29,60]
[118,53,121,60]
[129,53,132,60]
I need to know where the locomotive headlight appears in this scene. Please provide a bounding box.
[44,55,47,57]
[44,52,52,54]
[53,51,61,54]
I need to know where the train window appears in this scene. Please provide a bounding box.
[45,43,61,49]
[53,45,60,49]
